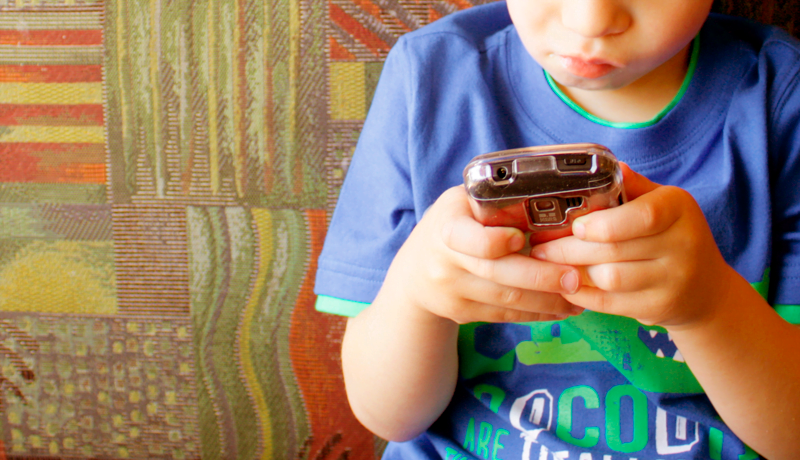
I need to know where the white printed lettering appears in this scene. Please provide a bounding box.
[538,445,549,460]
[675,416,687,441]
[531,397,546,425]
[511,389,555,460]
[655,407,699,454]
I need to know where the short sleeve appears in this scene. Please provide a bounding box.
[768,48,800,314]
[314,39,418,307]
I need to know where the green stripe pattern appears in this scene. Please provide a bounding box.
[104,0,328,206]
[187,207,309,459]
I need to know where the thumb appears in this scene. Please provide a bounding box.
[620,162,660,201]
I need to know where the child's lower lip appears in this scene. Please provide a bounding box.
[558,56,617,79]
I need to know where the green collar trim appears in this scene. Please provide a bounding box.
[544,35,700,129]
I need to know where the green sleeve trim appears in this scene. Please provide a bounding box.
[774,305,800,324]
[315,295,369,317]
[750,267,770,301]
[749,269,800,323]
[544,34,700,129]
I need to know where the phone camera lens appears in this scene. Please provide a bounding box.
[492,162,514,181]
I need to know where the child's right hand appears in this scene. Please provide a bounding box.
[344,185,582,441]
[379,185,584,325]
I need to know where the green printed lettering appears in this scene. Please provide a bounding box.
[478,422,493,459]
[605,385,648,453]
[464,418,476,452]
[492,428,509,460]
[709,426,760,460]
[565,312,703,393]
[556,385,600,448]
[709,427,723,460]
[474,384,506,413]
[445,447,458,460]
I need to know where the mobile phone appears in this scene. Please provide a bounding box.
[463,143,625,241]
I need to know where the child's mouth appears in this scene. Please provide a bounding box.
[558,56,618,79]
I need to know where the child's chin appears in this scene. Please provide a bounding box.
[548,69,631,92]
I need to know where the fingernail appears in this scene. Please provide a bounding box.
[532,248,546,260]
[573,220,586,239]
[560,271,579,294]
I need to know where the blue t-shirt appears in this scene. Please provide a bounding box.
[314,3,800,459]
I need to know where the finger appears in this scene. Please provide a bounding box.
[572,184,687,243]
[564,282,680,325]
[562,286,647,319]
[455,252,582,294]
[584,260,670,293]
[619,162,660,200]
[438,187,526,258]
[564,286,672,326]
[532,234,663,266]
[562,286,619,315]
[456,276,580,317]
[451,302,577,324]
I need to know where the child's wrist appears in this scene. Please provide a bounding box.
[660,264,744,333]
[374,275,459,330]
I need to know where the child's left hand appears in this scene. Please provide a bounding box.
[531,163,737,329]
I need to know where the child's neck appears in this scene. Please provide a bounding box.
[555,44,692,124]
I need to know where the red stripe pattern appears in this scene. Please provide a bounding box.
[0,30,104,46]
[0,65,103,83]
[0,143,106,184]
[0,21,106,185]
[329,2,391,57]
[290,209,378,460]
[0,104,104,125]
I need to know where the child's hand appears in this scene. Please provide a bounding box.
[531,163,734,328]
[379,186,583,324]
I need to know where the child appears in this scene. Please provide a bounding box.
[314,0,800,458]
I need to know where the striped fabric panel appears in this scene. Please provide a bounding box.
[187,207,315,458]
[0,64,102,83]
[0,29,103,46]
[0,11,103,30]
[0,7,105,190]
[0,143,105,184]
[327,0,494,62]
[103,0,329,206]
[288,208,376,460]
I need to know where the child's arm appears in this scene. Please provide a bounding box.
[342,186,583,442]
[533,164,800,459]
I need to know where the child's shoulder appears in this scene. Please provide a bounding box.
[702,13,800,104]
[705,13,800,62]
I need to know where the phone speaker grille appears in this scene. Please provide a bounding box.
[565,197,584,209]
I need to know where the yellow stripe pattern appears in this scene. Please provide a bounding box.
[0,83,103,105]
[240,209,273,460]
[0,126,105,143]
[330,62,366,120]
[207,0,221,195]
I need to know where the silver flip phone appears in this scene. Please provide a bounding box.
[463,143,626,236]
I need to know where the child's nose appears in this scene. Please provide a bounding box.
[561,0,631,38]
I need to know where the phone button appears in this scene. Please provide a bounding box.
[557,154,592,172]
[529,199,565,225]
